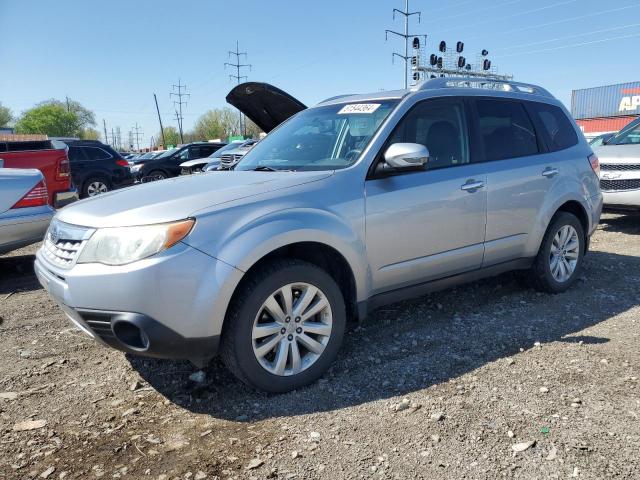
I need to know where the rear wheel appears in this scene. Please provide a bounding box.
[83,176,111,198]
[221,259,346,393]
[528,212,585,293]
[148,170,167,181]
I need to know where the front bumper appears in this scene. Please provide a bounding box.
[602,189,640,210]
[34,241,243,364]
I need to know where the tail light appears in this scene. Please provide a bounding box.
[588,153,600,177]
[12,180,49,209]
[115,159,129,167]
[55,157,70,181]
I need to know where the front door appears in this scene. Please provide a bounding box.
[365,98,487,295]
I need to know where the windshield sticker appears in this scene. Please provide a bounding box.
[338,103,381,115]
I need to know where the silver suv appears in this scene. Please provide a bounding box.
[35,78,602,393]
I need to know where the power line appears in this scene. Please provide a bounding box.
[170,78,189,144]
[462,4,638,43]
[224,41,252,136]
[385,0,423,89]
[497,31,640,58]
[498,22,640,52]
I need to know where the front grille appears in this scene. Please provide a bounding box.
[180,167,191,175]
[220,154,243,168]
[600,163,640,171]
[41,220,92,269]
[42,238,83,268]
[600,179,640,191]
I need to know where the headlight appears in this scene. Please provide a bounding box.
[130,164,142,172]
[77,219,195,265]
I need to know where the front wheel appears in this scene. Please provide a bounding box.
[528,212,585,293]
[220,259,346,393]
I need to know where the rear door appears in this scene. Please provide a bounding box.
[473,98,571,266]
[365,97,488,294]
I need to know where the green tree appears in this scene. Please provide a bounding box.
[158,126,181,147]
[0,103,12,127]
[15,103,81,137]
[244,117,263,139]
[42,98,96,130]
[193,107,240,140]
[80,128,101,140]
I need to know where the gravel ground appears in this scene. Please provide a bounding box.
[1,213,639,480]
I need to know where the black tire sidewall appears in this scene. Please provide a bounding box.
[538,212,585,293]
[149,170,167,180]
[228,263,346,393]
[82,176,111,198]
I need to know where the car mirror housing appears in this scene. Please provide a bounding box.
[384,143,429,169]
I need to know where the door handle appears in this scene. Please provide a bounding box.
[542,167,559,178]
[461,180,485,191]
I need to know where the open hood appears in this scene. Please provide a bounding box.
[226,82,307,133]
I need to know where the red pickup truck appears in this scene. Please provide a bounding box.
[0,135,77,208]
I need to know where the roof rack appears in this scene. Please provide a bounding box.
[418,76,554,98]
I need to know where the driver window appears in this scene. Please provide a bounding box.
[388,99,469,169]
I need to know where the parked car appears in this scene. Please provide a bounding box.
[1,168,54,254]
[36,79,602,393]
[63,140,135,198]
[0,137,77,208]
[589,132,615,148]
[129,150,163,166]
[217,139,259,170]
[137,142,226,180]
[594,117,640,211]
[180,142,243,175]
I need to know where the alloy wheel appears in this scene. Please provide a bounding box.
[549,224,580,283]
[87,181,108,196]
[252,282,332,376]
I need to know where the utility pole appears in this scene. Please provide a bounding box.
[153,93,166,148]
[386,0,422,89]
[170,79,189,144]
[103,119,108,145]
[225,41,251,137]
[132,123,143,152]
[173,110,183,144]
[111,128,115,147]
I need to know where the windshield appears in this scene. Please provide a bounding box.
[154,147,178,159]
[607,118,640,145]
[235,100,399,171]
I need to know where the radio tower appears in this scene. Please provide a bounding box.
[386,0,422,89]
[225,41,252,136]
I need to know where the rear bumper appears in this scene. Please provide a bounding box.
[0,207,53,254]
[53,189,79,209]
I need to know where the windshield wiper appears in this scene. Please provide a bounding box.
[252,166,295,172]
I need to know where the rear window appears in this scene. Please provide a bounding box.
[528,102,578,151]
[476,99,538,161]
[5,140,53,152]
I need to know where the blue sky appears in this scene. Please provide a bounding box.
[1,0,639,147]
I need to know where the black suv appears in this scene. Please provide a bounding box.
[137,142,225,180]
[64,140,135,198]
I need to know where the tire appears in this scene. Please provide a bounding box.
[528,212,585,293]
[220,259,346,393]
[82,176,111,198]
[148,170,167,181]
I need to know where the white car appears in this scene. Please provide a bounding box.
[595,117,640,211]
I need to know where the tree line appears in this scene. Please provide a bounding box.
[0,100,260,149]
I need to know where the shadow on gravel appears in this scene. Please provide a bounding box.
[0,253,40,295]
[599,212,640,235]
[129,249,639,422]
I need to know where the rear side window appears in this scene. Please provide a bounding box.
[83,147,112,160]
[476,99,538,161]
[68,146,87,161]
[528,102,578,151]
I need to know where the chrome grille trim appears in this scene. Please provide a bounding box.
[42,219,94,269]
[600,163,640,172]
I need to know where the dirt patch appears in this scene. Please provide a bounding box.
[1,213,639,479]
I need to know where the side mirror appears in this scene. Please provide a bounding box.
[384,143,429,169]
